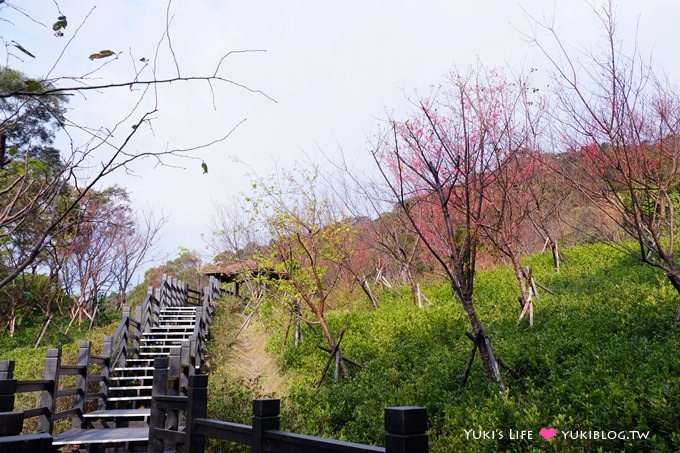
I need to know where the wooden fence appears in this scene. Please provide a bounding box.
[148,359,428,453]
[0,273,429,452]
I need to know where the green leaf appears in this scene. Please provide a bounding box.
[201,161,209,174]
[24,80,44,93]
[52,16,68,31]
[11,41,35,58]
[28,158,49,173]
[88,49,115,60]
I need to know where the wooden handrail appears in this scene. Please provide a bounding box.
[148,374,429,453]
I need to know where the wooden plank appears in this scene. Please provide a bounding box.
[0,411,23,436]
[15,380,51,392]
[106,395,152,402]
[193,418,253,445]
[0,432,52,450]
[266,430,385,453]
[60,365,86,375]
[152,428,186,443]
[53,427,149,445]
[108,385,153,391]
[83,409,150,418]
[22,407,48,419]
[56,387,83,397]
[109,376,153,381]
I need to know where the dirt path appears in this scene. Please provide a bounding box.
[226,314,286,396]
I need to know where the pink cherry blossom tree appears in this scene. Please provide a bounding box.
[373,63,540,389]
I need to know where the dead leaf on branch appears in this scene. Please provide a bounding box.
[89,50,115,60]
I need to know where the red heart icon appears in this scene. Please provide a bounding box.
[539,427,558,441]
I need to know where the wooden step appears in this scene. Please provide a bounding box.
[53,427,149,445]
[106,395,152,402]
[83,408,150,419]
[151,326,194,331]
[143,332,192,337]
[109,386,153,391]
[139,345,180,351]
[109,375,153,382]
[113,367,154,372]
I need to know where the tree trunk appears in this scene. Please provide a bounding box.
[359,278,379,309]
[293,300,303,346]
[666,271,680,326]
[509,252,530,310]
[461,296,505,391]
[316,311,350,377]
[550,238,560,273]
[34,314,53,348]
[8,309,16,337]
[667,270,680,295]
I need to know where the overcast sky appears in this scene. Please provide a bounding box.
[3,1,680,272]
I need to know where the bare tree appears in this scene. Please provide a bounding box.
[111,210,166,308]
[326,157,426,307]
[373,64,540,390]
[208,195,263,262]
[0,1,272,290]
[60,187,130,327]
[529,2,680,319]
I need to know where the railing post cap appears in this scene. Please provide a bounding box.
[385,406,427,434]
[253,398,280,417]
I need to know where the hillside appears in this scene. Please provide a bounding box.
[206,243,680,452]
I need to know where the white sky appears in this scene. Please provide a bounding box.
[3,1,680,270]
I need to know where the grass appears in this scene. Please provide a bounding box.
[263,243,680,452]
[3,243,679,452]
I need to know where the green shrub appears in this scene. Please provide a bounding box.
[271,243,680,452]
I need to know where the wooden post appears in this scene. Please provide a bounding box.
[252,399,280,453]
[37,348,61,434]
[0,362,17,412]
[121,306,131,365]
[189,338,198,375]
[148,357,169,453]
[385,406,428,453]
[100,336,112,410]
[179,340,191,394]
[71,340,90,429]
[152,287,161,327]
[0,360,15,379]
[184,374,209,453]
[166,346,181,449]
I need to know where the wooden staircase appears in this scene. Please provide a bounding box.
[84,307,198,426]
[47,276,218,452]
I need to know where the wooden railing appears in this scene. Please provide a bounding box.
[0,274,429,452]
[148,361,429,453]
[0,341,109,445]
[103,274,219,375]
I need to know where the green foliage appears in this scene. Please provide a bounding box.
[269,243,680,452]
[204,296,267,453]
